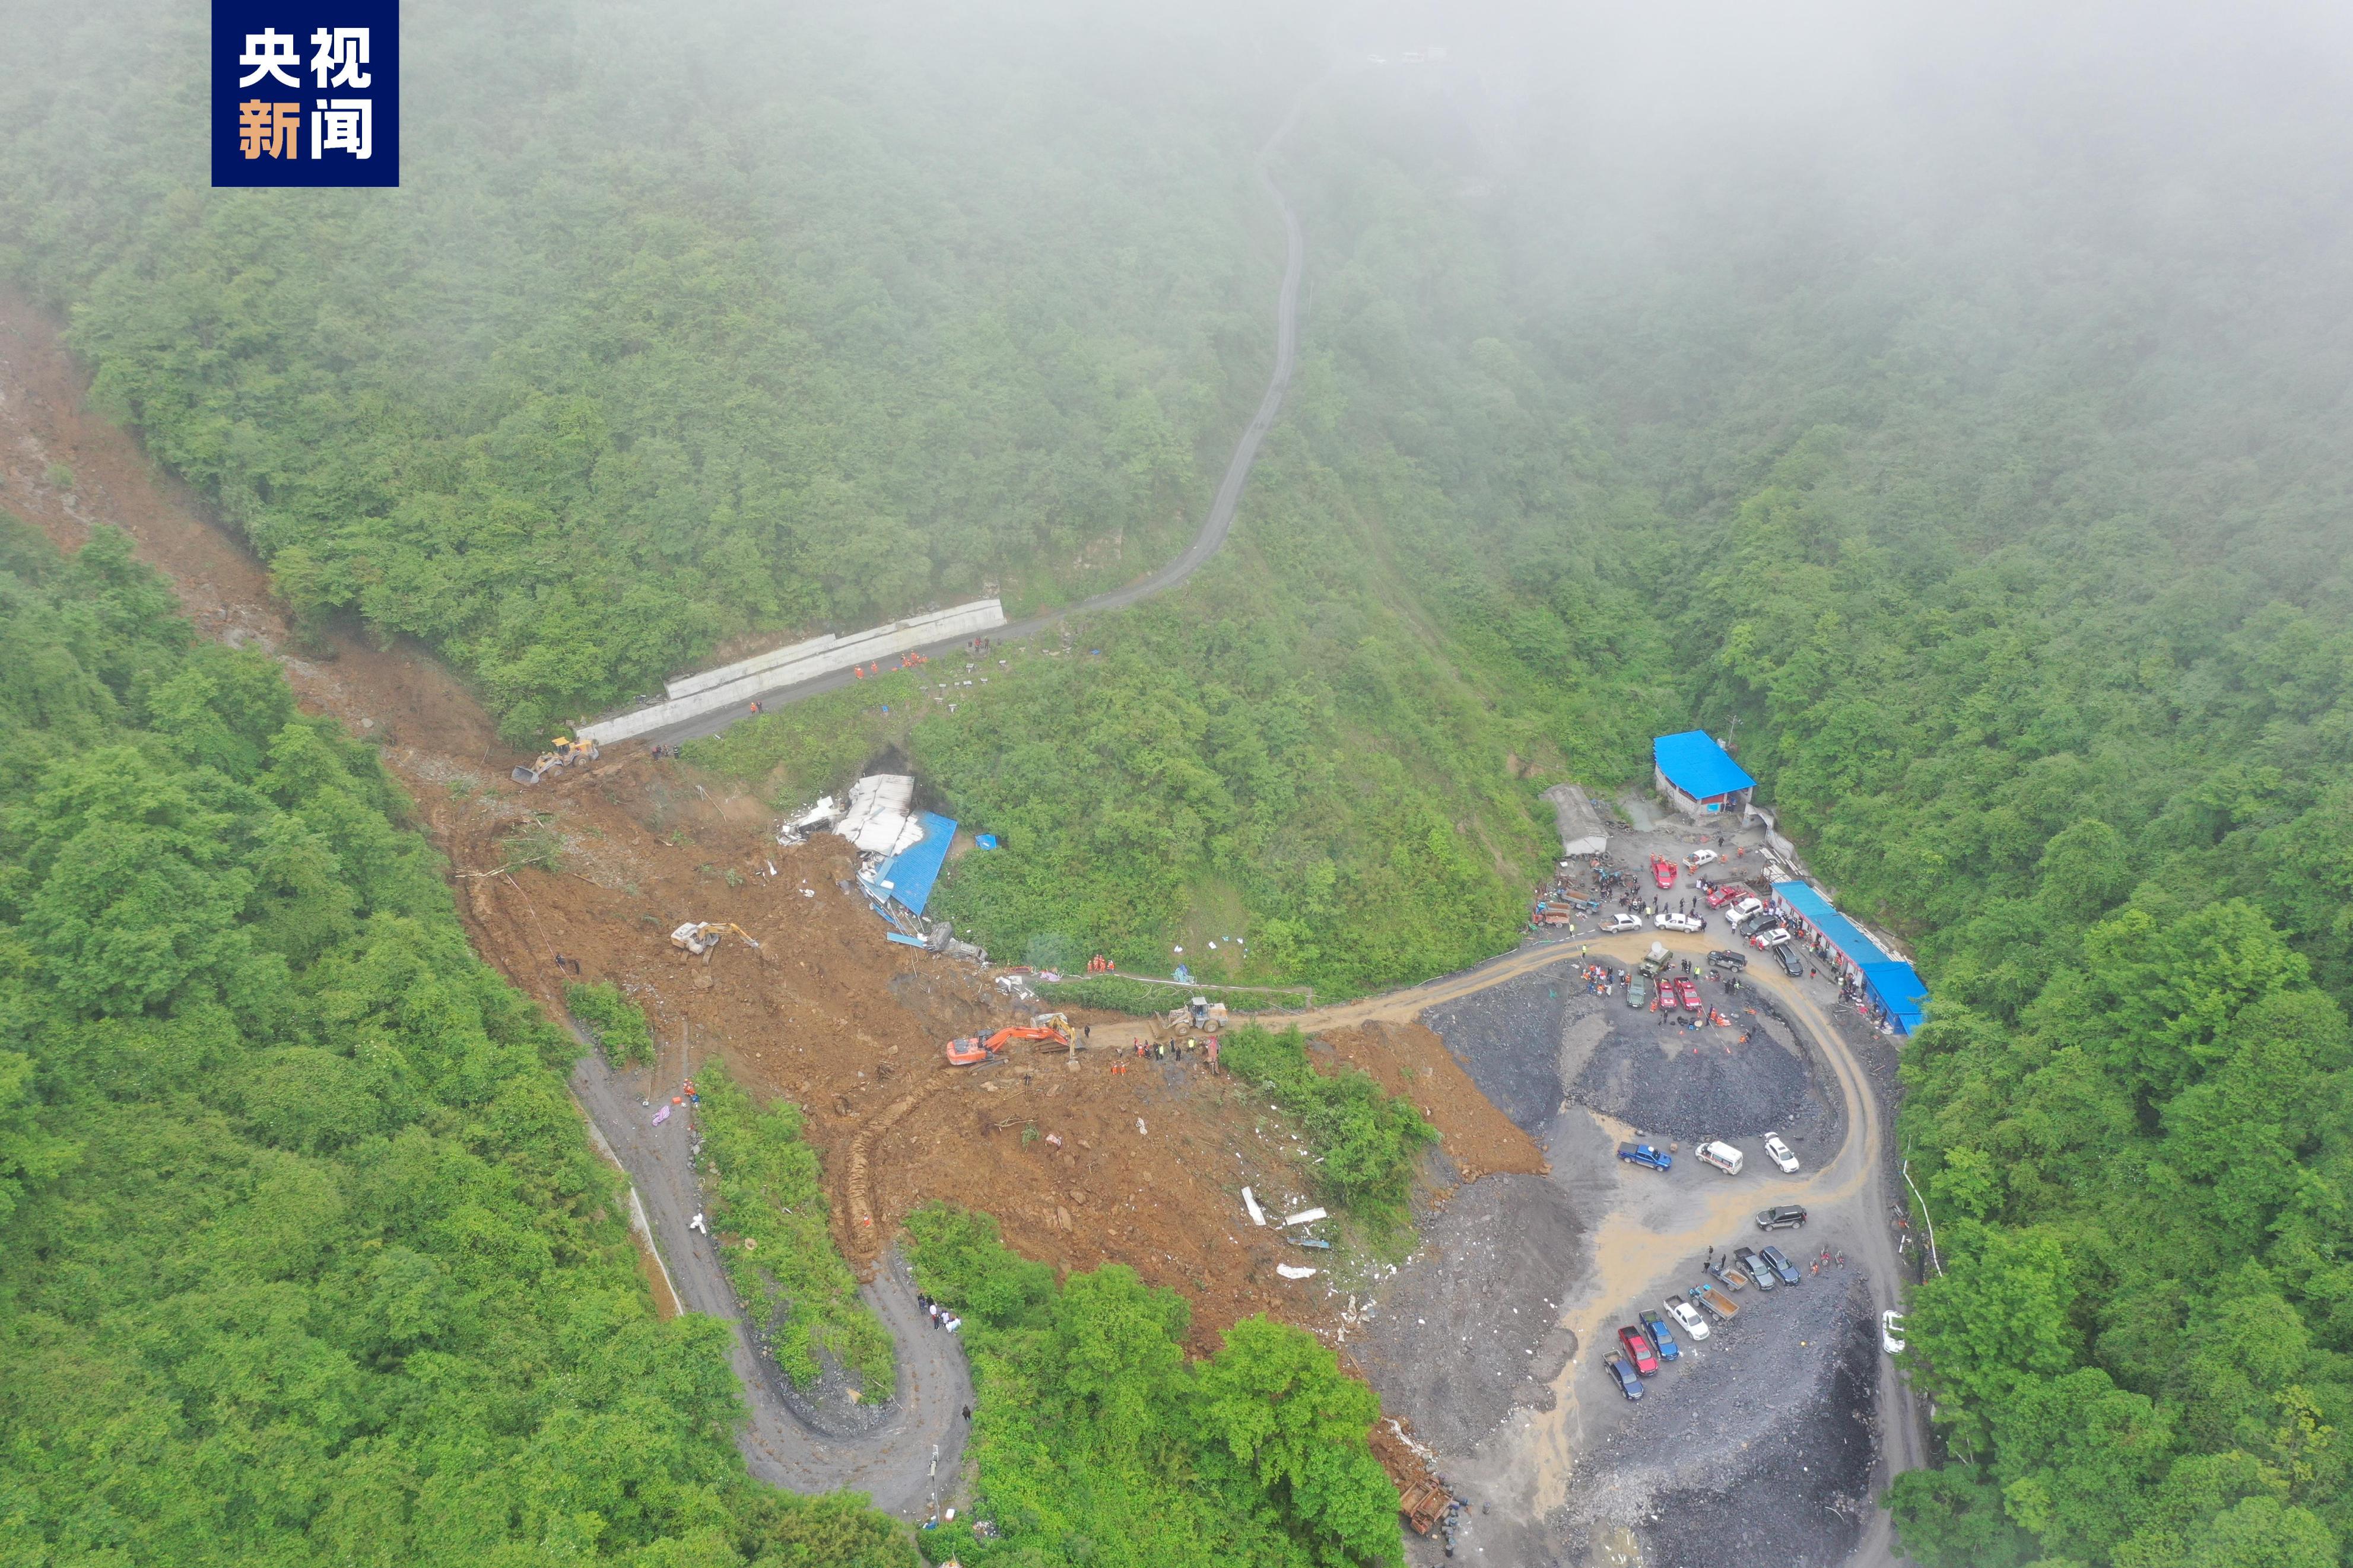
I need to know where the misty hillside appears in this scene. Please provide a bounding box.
[8,2,2353,1565]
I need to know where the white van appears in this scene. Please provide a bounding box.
[1697,1141,1745,1176]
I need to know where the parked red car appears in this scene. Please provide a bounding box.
[1617,1324,1662,1376]
[1675,977,1703,1012]
[1650,856,1678,890]
[1704,881,1744,908]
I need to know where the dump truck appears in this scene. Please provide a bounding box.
[1399,1478,1454,1536]
[1371,1418,1456,1537]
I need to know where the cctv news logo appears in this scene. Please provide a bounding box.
[212,1,399,187]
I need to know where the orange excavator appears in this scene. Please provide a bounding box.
[945,1022,1069,1067]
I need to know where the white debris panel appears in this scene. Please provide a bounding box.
[835,775,925,855]
[774,795,840,846]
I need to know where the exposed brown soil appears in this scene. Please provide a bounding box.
[1314,1022,1549,1183]
[0,294,1538,1362]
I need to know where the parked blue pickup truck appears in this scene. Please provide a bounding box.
[1617,1142,1673,1172]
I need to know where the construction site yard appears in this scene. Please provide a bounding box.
[1342,960,1895,1568]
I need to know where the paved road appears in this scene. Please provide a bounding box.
[644,94,1312,747]
[1284,931,1925,1564]
[572,1051,973,1516]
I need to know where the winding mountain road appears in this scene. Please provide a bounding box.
[571,1052,973,1516]
[562,91,1318,1511]
[644,93,1312,747]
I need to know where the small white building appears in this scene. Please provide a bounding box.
[1541,783,1609,857]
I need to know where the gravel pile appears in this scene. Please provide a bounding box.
[1567,1001,1818,1143]
[1351,1166,1586,1455]
[1421,972,1577,1131]
[1561,1271,1879,1568]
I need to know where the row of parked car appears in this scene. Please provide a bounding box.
[1600,1240,1811,1400]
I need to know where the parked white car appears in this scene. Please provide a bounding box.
[1751,927,1793,950]
[1665,1295,1710,1341]
[1602,913,1644,934]
[1725,896,1765,924]
[1764,1134,1800,1173]
[1882,1311,1907,1354]
[1655,911,1704,933]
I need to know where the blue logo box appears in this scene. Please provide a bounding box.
[212,0,399,187]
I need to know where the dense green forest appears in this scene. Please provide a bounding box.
[0,518,909,1565]
[1310,29,2353,1563]
[0,0,1293,741]
[12,2,2353,1561]
[904,1205,1400,1568]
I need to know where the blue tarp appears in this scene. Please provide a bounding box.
[1859,958,1929,1035]
[863,810,957,917]
[1653,731,1755,801]
[885,931,931,949]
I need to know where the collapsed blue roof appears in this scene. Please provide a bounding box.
[1653,731,1755,800]
[864,811,957,917]
[1860,958,1929,1034]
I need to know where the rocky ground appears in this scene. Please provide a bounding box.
[1349,1155,1586,1458]
[1566,984,1841,1152]
[1422,972,1582,1133]
[1358,908,1890,1567]
[1559,1271,1881,1568]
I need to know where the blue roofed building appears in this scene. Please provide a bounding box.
[1652,730,1755,819]
[1857,958,1929,1035]
[1770,880,1930,1035]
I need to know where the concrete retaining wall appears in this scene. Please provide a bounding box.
[579,598,1005,745]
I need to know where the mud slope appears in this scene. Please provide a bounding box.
[0,285,1544,1399]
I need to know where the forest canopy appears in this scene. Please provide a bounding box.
[10,1,2353,1560]
[0,517,911,1564]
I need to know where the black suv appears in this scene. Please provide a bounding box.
[1708,949,1748,970]
[1773,944,1803,978]
[1755,1204,1808,1230]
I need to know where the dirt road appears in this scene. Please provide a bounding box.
[1288,933,1924,1564]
